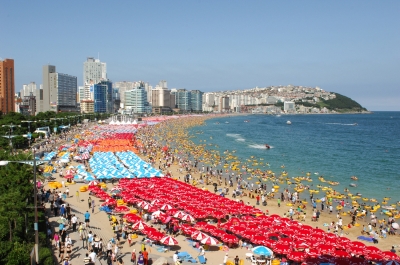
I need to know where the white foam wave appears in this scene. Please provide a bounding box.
[236,138,245,142]
[226,133,241,138]
[249,144,273,149]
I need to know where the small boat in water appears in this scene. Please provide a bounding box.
[287,121,292,125]
[225,121,229,124]
[350,183,357,187]
[265,144,271,149]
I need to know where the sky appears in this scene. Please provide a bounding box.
[1,1,399,111]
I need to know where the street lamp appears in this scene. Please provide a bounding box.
[21,121,36,147]
[0,150,50,265]
[2,123,21,155]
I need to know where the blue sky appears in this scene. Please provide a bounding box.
[1,1,399,111]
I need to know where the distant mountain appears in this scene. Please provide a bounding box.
[318,93,367,112]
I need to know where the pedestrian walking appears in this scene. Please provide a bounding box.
[76,191,79,202]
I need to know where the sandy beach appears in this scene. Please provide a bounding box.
[43,115,399,265]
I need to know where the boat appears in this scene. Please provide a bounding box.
[287,121,292,125]
[349,183,357,187]
[265,144,271,149]
[225,121,229,124]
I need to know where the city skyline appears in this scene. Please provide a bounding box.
[1,1,399,111]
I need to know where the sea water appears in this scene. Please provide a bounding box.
[189,112,400,202]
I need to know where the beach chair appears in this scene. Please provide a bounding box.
[198,255,206,264]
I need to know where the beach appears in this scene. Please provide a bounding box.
[43,115,399,265]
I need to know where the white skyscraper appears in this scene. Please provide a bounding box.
[22,82,37,97]
[83,57,106,85]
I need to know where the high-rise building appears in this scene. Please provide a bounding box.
[93,80,113,113]
[22,82,37,97]
[151,86,175,109]
[42,65,77,112]
[125,82,149,114]
[113,81,135,107]
[190,90,203,111]
[83,57,107,85]
[175,89,191,111]
[0,58,15,113]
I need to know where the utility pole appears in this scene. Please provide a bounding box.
[2,123,21,155]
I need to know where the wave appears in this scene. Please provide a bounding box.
[249,144,273,149]
[325,123,357,126]
[226,133,241,138]
[236,138,245,142]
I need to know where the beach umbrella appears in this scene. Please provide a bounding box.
[160,204,173,211]
[151,210,165,218]
[88,180,100,186]
[131,221,148,230]
[147,231,165,241]
[382,252,399,261]
[159,236,178,246]
[365,253,384,262]
[349,246,366,256]
[114,205,130,213]
[181,214,195,222]
[317,244,335,254]
[364,245,382,255]
[221,234,239,244]
[64,175,74,179]
[200,236,219,246]
[252,246,273,256]
[273,243,291,255]
[191,231,209,241]
[383,261,400,265]
[332,250,351,258]
[287,251,307,262]
[173,211,186,219]
[392,223,399,229]
[263,239,277,248]
[306,248,321,258]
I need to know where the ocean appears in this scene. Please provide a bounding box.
[189,112,400,202]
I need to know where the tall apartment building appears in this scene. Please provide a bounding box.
[93,80,113,113]
[82,57,107,102]
[0,59,15,113]
[22,82,37,97]
[125,82,149,114]
[42,65,77,112]
[151,86,175,109]
[83,57,107,85]
[175,89,191,111]
[190,90,203,111]
[113,81,135,107]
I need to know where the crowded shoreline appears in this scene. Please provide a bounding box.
[41,114,399,265]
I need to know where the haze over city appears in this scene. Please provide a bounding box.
[1,1,399,111]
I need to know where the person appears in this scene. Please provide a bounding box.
[142,247,148,265]
[87,231,94,250]
[71,214,78,232]
[91,198,95,213]
[88,197,92,209]
[117,258,124,265]
[83,253,93,265]
[234,255,240,265]
[89,249,97,264]
[137,251,145,265]
[131,249,137,265]
[390,246,396,253]
[63,257,71,265]
[76,190,79,202]
[79,222,84,239]
[84,210,91,228]
[223,253,228,265]
[173,251,181,265]
[106,240,113,257]
[198,246,205,259]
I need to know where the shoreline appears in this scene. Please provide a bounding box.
[135,116,399,254]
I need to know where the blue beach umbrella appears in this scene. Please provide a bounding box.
[252,246,273,256]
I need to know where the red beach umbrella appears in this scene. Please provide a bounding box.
[191,231,209,241]
[318,244,335,254]
[332,250,351,258]
[364,245,383,255]
[200,236,219,246]
[365,253,384,262]
[131,221,148,230]
[273,243,292,255]
[382,251,399,261]
[114,205,130,213]
[159,236,178,246]
[221,234,239,244]
[287,251,307,262]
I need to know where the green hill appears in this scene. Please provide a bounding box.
[318,93,367,112]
